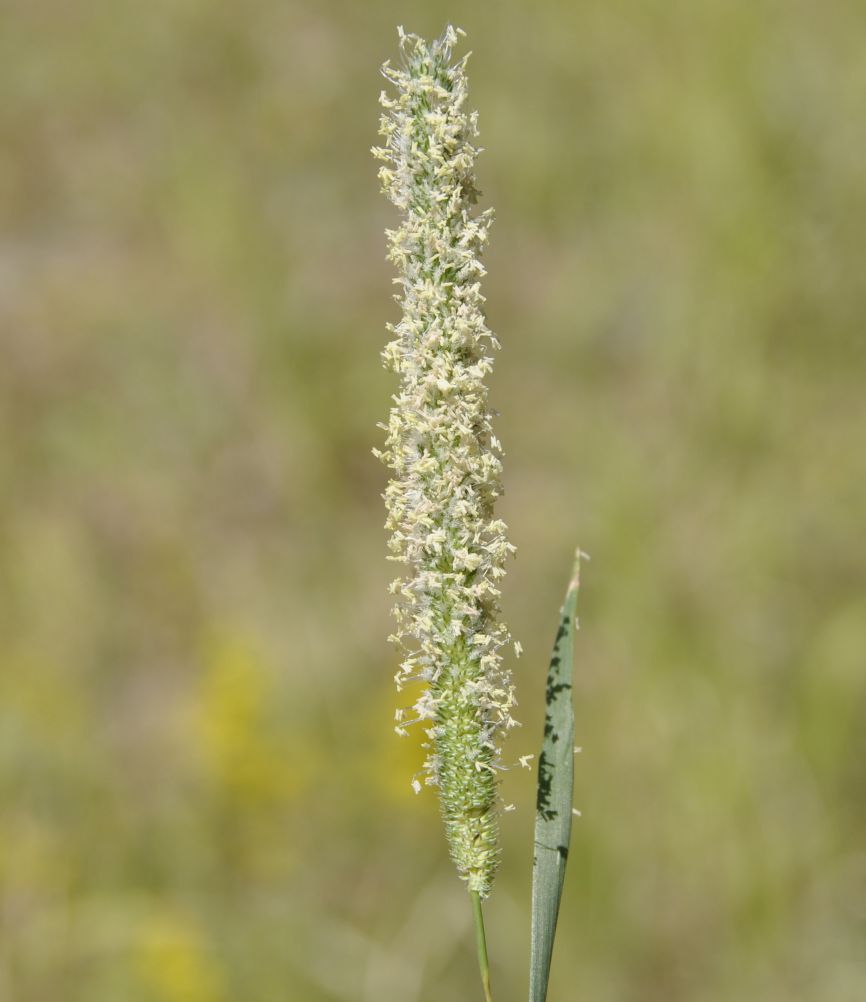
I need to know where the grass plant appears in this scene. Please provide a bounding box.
[374,27,581,1000]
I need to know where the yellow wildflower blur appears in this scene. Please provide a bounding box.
[134,911,225,1002]
[193,630,311,806]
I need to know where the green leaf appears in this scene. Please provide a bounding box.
[529,550,582,1002]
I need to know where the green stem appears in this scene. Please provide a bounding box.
[471,890,494,1002]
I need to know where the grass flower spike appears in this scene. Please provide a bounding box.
[373,25,516,899]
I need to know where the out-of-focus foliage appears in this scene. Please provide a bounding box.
[1,1,864,1000]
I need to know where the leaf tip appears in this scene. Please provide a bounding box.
[568,547,590,594]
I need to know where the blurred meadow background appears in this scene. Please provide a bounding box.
[2,1,865,1000]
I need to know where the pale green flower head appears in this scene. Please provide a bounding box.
[373,25,517,898]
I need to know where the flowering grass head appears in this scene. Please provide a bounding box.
[372,25,517,899]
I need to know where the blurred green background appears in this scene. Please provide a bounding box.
[2,1,865,999]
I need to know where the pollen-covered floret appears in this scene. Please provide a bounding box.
[373,25,516,898]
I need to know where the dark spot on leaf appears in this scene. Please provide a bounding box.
[546,678,571,704]
[536,750,558,821]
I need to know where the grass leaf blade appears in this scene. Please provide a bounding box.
[529,551,582,1002]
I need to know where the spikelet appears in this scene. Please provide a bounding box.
[373,25,517,898]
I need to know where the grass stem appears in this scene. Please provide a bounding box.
[471,890,494,1002]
